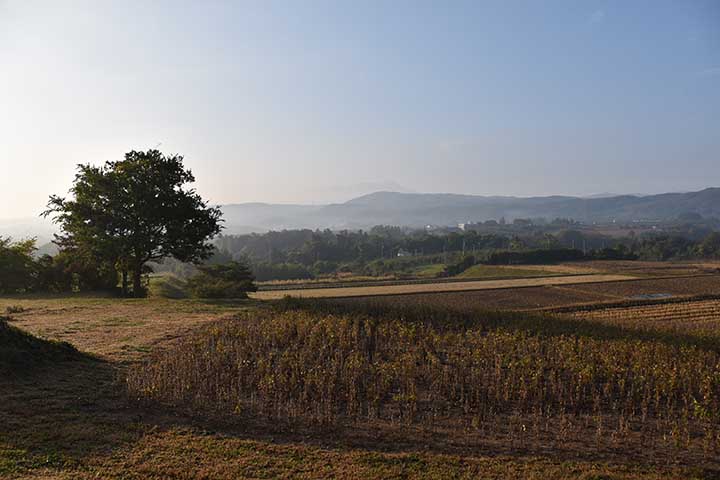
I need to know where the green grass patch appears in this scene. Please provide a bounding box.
[411,264,446,277]
[455,264,555,279]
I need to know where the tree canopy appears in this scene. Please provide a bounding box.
[44,150,223,296]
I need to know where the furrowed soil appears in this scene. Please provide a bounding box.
[2,269,720,479]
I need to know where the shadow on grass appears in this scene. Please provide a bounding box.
[0,318,96,378]
[0,320,142,475]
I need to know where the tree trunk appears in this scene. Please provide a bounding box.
[122,270,128,297]
[132,265,143,297]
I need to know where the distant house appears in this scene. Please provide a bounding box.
[397,248,413,257]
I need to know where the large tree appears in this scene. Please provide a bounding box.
[44,150,223,296]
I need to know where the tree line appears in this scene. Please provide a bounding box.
[209,227,720,281]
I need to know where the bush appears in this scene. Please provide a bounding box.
[186,262,257,299]
[444,255,476,276]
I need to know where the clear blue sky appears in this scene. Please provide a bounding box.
[1,0,718,219]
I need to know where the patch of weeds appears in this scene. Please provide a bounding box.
[0,447,74,475]
[99,317,146,327]
[359,452,429,472]
[5,305,24,315]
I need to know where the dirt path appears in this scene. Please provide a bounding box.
[252,274,636,300]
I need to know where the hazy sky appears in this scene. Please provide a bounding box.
[1,0,719,219]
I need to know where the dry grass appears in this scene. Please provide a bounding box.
[252,274,635,300]
[0,296,250,363]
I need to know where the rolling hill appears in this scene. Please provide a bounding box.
[220,188,720,231]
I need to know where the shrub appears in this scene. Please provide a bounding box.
[186,262,257,298]
[444,255,476,276]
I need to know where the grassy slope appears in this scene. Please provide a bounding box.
[411,263,445,277]
[455,264,558,279]
[0,317,85,377]
[0,295,716,479]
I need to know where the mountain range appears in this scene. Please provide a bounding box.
[219,187,720,232]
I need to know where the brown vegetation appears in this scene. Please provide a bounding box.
[126,300,720,470]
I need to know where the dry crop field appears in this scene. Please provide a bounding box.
[2,267,720,479]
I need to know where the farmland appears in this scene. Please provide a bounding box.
[252,273,634,300]
[2,264,720,479]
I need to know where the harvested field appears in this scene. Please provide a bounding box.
[336,275,720,313]
[252,274,634,300]
[336,285,616,311]
[566,274,720,300]
[562,298,720,337]
[578,260,720,277]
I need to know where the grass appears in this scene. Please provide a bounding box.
[410,263,446,278]
[455,264,558,279]
[0,317,86,377]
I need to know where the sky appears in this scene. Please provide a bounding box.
[1,0,719,219]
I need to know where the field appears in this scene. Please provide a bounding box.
[2,263,720,479]
[252,273,634,300]
[560,298,720,337]
[335,274,720,311]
